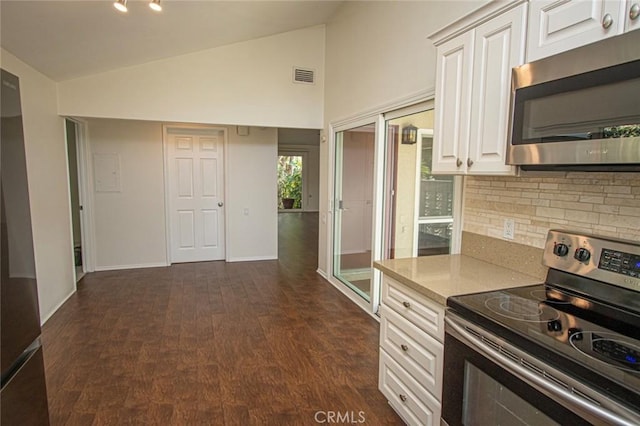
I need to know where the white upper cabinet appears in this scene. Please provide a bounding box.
[433,32,474,174]
[527,0,639,62]
[625,0,640,31]
[430,2,527,175]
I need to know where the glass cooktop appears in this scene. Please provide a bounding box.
[448,284,640,410]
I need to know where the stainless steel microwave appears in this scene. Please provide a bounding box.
[507,30,640,172]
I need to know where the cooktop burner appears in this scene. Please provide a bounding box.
[529,288,571,304]
[485,295,560,322]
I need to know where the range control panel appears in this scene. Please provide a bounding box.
[543,230,640,292]
[599,249,640,278]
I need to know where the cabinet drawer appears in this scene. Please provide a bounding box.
[379,349,441,426]
[381,277,445,342]
[380,304,443,400]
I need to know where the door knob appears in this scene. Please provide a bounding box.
[456,158,463,168]
[602,13,613,29]
[218,202,224,207]
[630,4,640,20]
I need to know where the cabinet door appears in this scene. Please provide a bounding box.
[432,31,474,174]
[625,0,640,32]
[467,4,526,175]
[527,0,624,62]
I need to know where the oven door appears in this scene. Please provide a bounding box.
[442,312,638,426]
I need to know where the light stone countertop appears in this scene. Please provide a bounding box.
[374,254,543,306]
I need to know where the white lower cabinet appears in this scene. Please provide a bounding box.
[378,276,445,426]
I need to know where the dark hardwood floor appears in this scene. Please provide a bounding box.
[42,212,403,425]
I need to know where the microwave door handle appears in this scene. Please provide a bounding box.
[445,316,639,426]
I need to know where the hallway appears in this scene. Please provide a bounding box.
[41,212,402,425]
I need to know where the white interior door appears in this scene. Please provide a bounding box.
[166,128,225,263]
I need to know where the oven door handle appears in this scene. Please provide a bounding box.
[445,315,638,426]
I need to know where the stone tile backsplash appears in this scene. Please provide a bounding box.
[463,173,640,248]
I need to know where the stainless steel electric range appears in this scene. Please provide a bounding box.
[442,230,640,426]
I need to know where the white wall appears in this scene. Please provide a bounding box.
[1,48,75,323]
[318,1,487,275]
[58,26,326,129]
[227,127,278,261]
[86,120,279,267]
[323,1,481,123]
[87,119,167,270]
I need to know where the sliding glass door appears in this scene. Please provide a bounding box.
[383,107,460,259]
[333,123,376,302]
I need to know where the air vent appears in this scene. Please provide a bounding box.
[293,67,315,84]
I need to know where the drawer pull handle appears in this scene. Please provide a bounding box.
[602,13,613,29]
[402,301,411,308]
[631,3,640,20]
[400,344,409,351]
[456,158,463,168]
[399,394,407,402]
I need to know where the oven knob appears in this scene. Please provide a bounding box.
[553,243,569,257]
[547,320,562,332]
[574,248,591,263]
[568,328,583,341]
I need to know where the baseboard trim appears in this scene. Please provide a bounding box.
[226,256,278,262]
[95,262,169,272]
[316,268,328,279]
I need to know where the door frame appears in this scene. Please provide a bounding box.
[64,117,96,274]
[162,124,229,264]
[328,114,382,316]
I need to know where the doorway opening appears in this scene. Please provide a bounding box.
[277,154,304,211]
[65,118,86,282]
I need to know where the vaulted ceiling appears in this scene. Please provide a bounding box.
[0,0,344,81]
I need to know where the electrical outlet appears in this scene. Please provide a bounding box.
[503,218,515,240]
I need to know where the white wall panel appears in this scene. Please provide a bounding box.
[87,119,277,266]
[58,27,325,129]
[227,127,278,261]
[87,119,167,269]
[0,48,76,323]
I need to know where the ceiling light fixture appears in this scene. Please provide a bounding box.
[113,0,128,12]
[149,0,162,12]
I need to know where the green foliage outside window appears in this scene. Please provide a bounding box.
[277,156,302,209]
[603,124,640,138]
